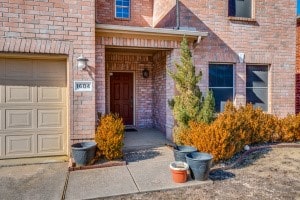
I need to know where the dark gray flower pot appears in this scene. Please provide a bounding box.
[186,152,213,181]
[71,141,97,166]
[173,145,197,162]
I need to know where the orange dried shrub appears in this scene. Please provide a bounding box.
[95,114,125,160]
[240,104,280,143]
[176,102,284,162]
[280,114,300,142]
[177,121,236,162]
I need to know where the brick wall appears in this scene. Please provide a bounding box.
[153,51,167,132]
[95,33,181,138]
[96,0,153,27]
[105,52,154,128]
[154,0,296,116]
[153,0,175,28]
[296,19,300,113]
[0,0,96,143]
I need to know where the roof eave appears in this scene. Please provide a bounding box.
[96,24,208,43]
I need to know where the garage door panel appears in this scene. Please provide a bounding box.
[5,82,34,103]
[0,136,2,156]
[6,59,35,80]
[38,83,64,103]
[6,109,33,129]
[37,60,66,81]
[6,134,34,156]
[38,109,63,128]
[0,59,5,78]
[38,134,63,153]
[0,110,2,131]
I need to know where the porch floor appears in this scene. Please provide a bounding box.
[123,128,173,152]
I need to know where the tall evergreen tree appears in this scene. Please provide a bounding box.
[168,37,215,130]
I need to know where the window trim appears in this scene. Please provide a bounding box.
[228,0,256,20]
[115,0,131,20]
[208,63,235,112]
[246,64,269,112]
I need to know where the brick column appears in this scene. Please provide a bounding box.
[235,63,246,107]
[296,20,300,114]
[166,48,180,141]
[95,42,106,115]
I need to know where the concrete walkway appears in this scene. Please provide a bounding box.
[65,129,211,199]
[0,129,211,200]
[65,146,210,199]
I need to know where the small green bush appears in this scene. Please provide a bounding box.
[95,114,124,160]
[168,37,215,131]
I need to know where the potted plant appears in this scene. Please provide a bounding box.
[71,141,97,166]
[169,161,189,183]
[173,145,197,162]
[186,152,213,181]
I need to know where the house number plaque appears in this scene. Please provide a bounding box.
[74,81,93,92]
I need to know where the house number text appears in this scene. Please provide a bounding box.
[74,81,93,92]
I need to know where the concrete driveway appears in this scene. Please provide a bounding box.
[0,162,68,200]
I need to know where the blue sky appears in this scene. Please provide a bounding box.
[298,0,300,15]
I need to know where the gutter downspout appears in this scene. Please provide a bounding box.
[175,0,180,30]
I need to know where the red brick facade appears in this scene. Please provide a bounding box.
[0,0,96,147]
[96,0,153,27]
[0,0,297,152]
[153,51,167,132]
[296,19,300,113]
[95,0,296,140]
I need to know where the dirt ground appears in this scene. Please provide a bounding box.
[104,147,300,200]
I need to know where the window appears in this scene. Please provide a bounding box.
[115,0,130,19]
[229,0,252,18]
[246,65,268,111]
[209,64,234,112]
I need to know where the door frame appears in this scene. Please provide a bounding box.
[108,71,135,126]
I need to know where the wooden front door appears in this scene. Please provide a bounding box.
[110,72,134,125]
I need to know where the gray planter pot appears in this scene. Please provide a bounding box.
[71,141,97,166]
[173,145,197,162]
[186,152,213,181]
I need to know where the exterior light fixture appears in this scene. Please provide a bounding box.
[238,53,245,63]
[77,54,88,70]
[142,68,149,78]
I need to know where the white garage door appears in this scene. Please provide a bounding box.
[0,58,67,159]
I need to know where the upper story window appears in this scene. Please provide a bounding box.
[229,0,252,18]
[115,0,130,19]
[209,64,234,112]
[246,65,269,111]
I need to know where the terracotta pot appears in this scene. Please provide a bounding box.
[170,161,189,183]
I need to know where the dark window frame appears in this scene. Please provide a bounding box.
[246,65,269,111]
[209,63,235,112]
[228,0,253,19]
